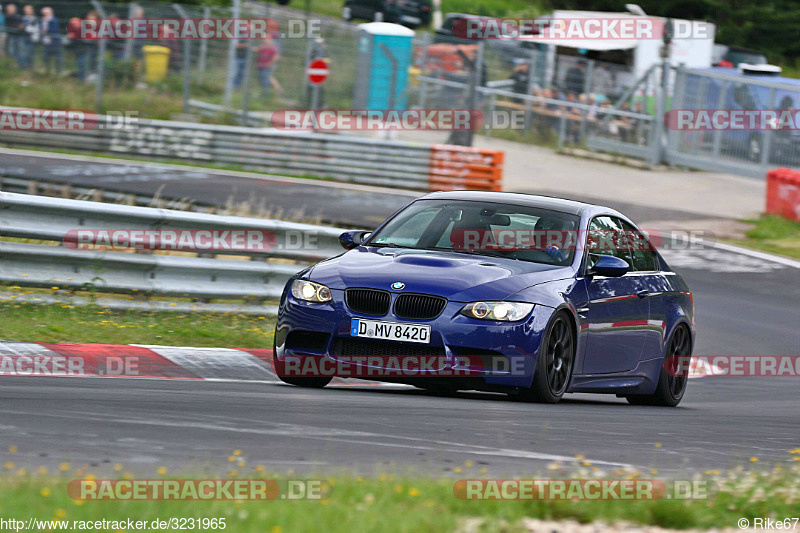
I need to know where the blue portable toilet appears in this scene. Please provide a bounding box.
[353,22,415,110]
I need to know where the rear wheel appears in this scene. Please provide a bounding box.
[626,325,690,407]
[519,311,574,403]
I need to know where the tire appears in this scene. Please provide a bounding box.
[273,339,332,389]
[518,311,575,403]
[342,6,352,21]
[278,376,332,388]
[626,324,691,407]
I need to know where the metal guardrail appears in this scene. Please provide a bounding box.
[0,112,434,189]
[0,192,346,305]
[0,108,504,191]
[0,175,213,213]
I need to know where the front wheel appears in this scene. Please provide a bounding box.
[626,324,691,407]
[278,376,332,388]
[518,311,575,403]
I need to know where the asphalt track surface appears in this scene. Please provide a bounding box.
[1,150,799,477]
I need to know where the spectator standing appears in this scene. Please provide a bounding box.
[131,7,144,74]
[40,6,62,73]
[67,11,97,81]
[255,34,279,99]
[5,4,22,65]
[564,59,586,97]
[232,39,250,89]
[0,4,6,58]
[19,3,38,68]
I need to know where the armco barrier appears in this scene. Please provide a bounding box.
[429,145,503,192]
[0,109,503,192]
[766,168,800,222]
[0,192,345,305]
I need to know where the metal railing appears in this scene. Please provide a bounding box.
[0,112,434,189]
[0,192,346,307]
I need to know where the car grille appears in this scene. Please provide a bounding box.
[393,293,447,320]
[345,289,391,316]
[333,338,446,371]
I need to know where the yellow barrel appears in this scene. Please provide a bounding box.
[142,45,170,82]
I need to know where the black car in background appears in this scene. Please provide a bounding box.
[342,0,432,27]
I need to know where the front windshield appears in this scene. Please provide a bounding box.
[365,199,580,266]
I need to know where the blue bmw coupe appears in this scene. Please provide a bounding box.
[274,191,695,406]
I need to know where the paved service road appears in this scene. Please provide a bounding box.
[0,150,414,228]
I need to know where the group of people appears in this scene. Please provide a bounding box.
[1,5,283,98]
[509,57,645,143]
[1,4,62,71]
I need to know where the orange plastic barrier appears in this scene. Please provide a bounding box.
[766,167,800,222]
[428,144,503,192]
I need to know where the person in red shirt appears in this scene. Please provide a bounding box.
[255,34,280,98]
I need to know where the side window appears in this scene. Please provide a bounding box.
[586,216,632,270]
[617,219,658,272]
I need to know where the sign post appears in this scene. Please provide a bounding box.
[306,59,329,115]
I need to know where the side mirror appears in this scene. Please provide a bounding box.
[589,254,629,277]
[339,230,371,250]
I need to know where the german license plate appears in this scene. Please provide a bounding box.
[350,319,430,344]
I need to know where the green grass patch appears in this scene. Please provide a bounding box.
[729,214,800,259]
[0,460,799,532]
[0,299,274,348]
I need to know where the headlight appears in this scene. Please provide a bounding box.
[460,301,534,321]
[291,279,332,303]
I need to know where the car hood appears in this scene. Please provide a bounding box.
[307,247,574,302]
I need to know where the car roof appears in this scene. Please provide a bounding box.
[419,191,617,217]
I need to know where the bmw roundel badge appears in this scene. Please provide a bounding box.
[391,281,405,290]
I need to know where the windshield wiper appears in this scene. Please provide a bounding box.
[368,242,404,248]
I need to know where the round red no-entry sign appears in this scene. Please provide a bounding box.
[306,59,329,85]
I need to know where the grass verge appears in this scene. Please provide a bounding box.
[0,459,799,532]
[728,215,800,259]
[0,300,274,348]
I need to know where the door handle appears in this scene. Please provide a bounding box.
[636,290,649,299]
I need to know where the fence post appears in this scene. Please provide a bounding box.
[223,0,241,107]
[760,88,776,171]
[173,4,192,115]
[91,0,107,112]
[665,64,686,159]
[241,43,254,125]
[198,6,210,82]
[579,59,594,144]
[417,32,430,109]
[651,58,670,165]
[711,80,729,157]
[123,2,137,61]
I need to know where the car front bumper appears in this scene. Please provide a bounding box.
[274,289,553,389]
